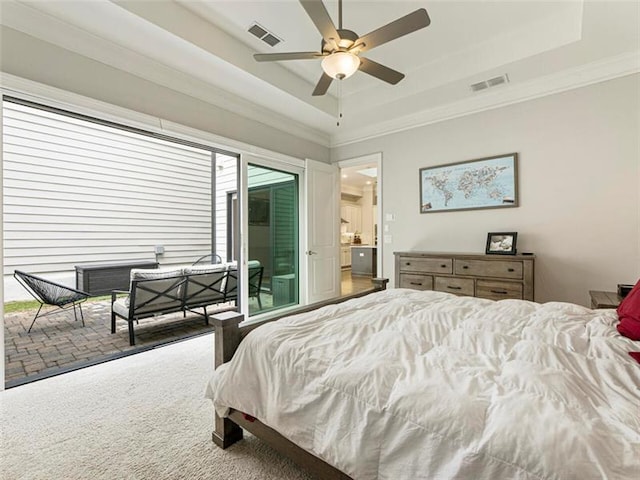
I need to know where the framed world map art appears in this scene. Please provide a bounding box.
[420,153,518,213]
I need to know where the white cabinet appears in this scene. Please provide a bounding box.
[341,246,351,267]
[341,204,362,234]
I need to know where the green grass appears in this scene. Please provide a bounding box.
[4,299,40,313]
[4,295,111,313]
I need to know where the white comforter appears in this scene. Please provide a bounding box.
[207,289,640,480]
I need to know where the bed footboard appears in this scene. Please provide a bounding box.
[227,409,352,479]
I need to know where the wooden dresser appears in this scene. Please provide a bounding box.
[394,251,535,301]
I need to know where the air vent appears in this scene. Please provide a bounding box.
[470,74,509,92]
[470,81,489,92]
[487,75,508,87]
[248,22,282,47]
[248,24,268,39]
[262,33,280,47]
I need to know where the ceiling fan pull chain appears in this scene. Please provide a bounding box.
[337,78,343,127]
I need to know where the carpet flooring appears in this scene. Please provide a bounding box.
[0,334,312,480]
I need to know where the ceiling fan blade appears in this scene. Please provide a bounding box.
[355,8,430,53]
[254,52,324,62]
[312,72,333,96]
[300,0,340,46]
[358,57,405,85]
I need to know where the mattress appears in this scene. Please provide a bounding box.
[207,289,640,479]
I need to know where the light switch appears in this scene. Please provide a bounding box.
[384,235,392,244]
[384,224,389,232]
[385,213,395,221]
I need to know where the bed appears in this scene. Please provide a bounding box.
[206,285,640,479]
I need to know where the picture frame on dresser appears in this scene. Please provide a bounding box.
[419,152,518,213]
[485,232,518,255]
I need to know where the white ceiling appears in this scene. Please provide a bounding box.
[1,1,639,147]
[341,162,377,190]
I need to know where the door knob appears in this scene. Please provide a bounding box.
[307,250,318,255]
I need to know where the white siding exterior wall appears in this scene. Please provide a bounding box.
[213,154,238,263]
[3,100,217,300]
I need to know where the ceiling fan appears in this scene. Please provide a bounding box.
[253,0,431,96]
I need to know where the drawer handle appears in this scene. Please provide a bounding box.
[440,264,447,268]
[507,268,515,272]
[491,289,508,295]
[447,286,462,290]
[405,262,411,266]
[462,266,469,269]
[409,282,423,286]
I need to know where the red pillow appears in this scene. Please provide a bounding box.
[616,280,640,341]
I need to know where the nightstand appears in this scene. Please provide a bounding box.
[589,290,622,309]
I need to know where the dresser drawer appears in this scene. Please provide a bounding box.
[399,274,433,290]
[454,259,523,279]
[434,276,474,296]
[399,257,453,274]
[476,280,523,300]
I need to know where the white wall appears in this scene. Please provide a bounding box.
[332,74,640,306]
[0,93,4,386]
[214,154,238,264]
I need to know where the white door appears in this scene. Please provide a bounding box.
[305,159,340,303]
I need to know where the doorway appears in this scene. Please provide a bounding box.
[339,159,380,295]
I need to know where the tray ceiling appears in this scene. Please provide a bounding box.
[1,0,638,146]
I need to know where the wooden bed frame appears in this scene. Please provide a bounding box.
[211,278,389,480]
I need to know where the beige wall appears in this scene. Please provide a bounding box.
[0,26,330,163]
[333,74,640,306]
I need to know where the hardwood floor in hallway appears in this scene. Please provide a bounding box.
[341,269,376,295]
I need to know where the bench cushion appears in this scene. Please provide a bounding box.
[112,297,130,318]
[182,264,228,275]
[129,268,184,315]
[183,264,228,307]
[130,267,184,281]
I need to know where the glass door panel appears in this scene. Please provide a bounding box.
[247,164,299,315]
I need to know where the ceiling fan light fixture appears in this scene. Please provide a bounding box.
[321,51,360,79]
[253,1,431,96]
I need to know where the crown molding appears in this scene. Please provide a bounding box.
[330,51,640,148]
